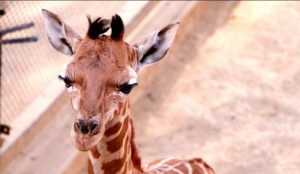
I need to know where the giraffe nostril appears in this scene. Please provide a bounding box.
[74,122,80,133]
[89,122,99,135]
[80,125,89,134]
[75,119,89,134]
[74,119,99,135]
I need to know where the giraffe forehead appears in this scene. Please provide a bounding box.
[106,66,137,85]
[75,36,129,63]
[60,40,136,85]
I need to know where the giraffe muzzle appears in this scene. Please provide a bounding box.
[74,118,99,136]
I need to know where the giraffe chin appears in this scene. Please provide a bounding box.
[71,129,102,151]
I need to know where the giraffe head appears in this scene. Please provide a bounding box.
[42,9,179,151]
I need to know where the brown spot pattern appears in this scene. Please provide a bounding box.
[189,158,215,174]
[91,146,101,158]
[191,163,204,174]
[102,137,129,174]
[106,117,129,153]
[88,158,94,174]
[129,118,143,172]
[145,158,215,174]
[104,122,122,137]
[175,164,189,173]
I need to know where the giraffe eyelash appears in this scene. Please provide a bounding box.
[58,75,74,88]
[118,83,138,94]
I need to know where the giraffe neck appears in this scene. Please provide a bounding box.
[88,99,143,174]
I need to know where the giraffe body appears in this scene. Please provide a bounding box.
[42,9,215,174]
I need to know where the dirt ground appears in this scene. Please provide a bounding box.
[130,2,300,174]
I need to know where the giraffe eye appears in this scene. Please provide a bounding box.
[118,83,138,94]
[58,75,74,88]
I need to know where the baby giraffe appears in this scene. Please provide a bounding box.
[42,9,214,174]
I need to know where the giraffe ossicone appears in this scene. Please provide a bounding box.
[42,9,215,174]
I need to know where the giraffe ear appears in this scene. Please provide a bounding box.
[134,23,179,69]
[42,9,81,56]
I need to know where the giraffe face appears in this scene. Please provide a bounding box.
[42,9,179,151]
[61,37,138,151]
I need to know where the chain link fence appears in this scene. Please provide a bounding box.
[1,1,126,125]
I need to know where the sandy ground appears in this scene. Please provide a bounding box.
[130,2,300,174]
